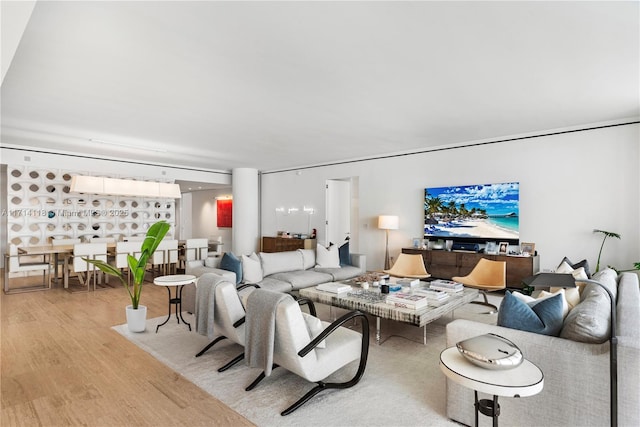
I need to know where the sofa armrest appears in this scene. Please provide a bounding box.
[349,253,366,274]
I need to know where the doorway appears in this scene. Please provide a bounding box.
[325,177,358,250]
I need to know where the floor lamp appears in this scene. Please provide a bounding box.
[523,273,617,427]
[378,215,399,270]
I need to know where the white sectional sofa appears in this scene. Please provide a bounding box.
[182,248,366,314]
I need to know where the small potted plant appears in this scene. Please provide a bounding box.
[85,220,170,332]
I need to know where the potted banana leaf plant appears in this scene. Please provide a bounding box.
[85,220,170,332]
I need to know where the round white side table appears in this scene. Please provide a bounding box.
[440,346,543,427]
[153,274,196,333]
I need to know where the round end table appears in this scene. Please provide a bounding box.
[440,346,543,427]
[153,274,196,333]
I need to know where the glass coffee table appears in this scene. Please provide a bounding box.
[299,282,479,345]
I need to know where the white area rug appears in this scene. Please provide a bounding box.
[112,299,499,427]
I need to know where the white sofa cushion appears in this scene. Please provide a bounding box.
[298,249,316,270]
[259,251,304,277]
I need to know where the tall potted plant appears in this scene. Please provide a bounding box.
[85,220,170,332]
[593,229,621,273]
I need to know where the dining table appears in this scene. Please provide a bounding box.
[18,243,117,289]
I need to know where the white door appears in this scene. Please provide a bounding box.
[325,179,351,246]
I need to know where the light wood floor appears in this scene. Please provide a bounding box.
[1,271,254,427]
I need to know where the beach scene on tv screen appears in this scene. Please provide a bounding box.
[424,182,519,239]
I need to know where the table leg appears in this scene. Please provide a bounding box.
[376,317,381,345]
[424,325,427,345]
[63,256,69,289]
[474,390,500,427]
[156,285,191,333]
[156,287,173,333]
[177,285,191,331]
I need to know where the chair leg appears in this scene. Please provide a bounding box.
[281,314,370,416]
[195,336,227,357]
[281,352,369,416]
[246,365,279,391]
[218,352,244,372]
[281,383,326,416]
[470,291,498,314]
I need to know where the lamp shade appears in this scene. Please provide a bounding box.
[378,215,399,230]
[70,175,181,198]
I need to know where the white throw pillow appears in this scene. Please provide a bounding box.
[315,244,341,268]
[553,261,588,303]
[301,312,326,348]
[241,252,263,284]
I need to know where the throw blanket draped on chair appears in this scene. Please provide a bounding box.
[195,274,228,339]
[245,289,290,376]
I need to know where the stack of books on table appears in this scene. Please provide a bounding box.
[385,292,429,310]
[396,278,420,288]
[429,279,464,294]
[414,288,450,306]
[316,283,352,294]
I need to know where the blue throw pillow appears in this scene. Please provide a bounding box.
[338,241,350,266]
[220,252,242,284]
[497,291,564,336]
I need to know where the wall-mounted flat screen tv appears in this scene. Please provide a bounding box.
[424,182,519,245]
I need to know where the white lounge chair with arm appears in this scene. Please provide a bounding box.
[244,288,370,416]
[194,273,260,371]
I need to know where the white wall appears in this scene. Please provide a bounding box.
[261,124,640,273]
[188,189,233,246]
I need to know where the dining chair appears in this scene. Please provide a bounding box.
[452,258,506,313]
[208,235,223,257]
[4,244,53,293]
[179,238,209,270]
[111,241,143,286]
[51,237,81,283]
[151,239,179,276]
[71,242,108,292]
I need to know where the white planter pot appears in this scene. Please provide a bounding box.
[126,305,147,332]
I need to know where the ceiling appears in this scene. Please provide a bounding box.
[1,1,638,174]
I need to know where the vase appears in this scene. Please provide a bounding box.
[126,305,147,332]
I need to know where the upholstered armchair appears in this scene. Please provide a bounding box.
[244,289,370,416]
[384,253,431,279]
[194,274,259,372]
[452,258,506,313]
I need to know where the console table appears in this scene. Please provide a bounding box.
[402,248,539,289]
[262,236,316,253]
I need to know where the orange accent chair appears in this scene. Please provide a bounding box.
[452,258,506,313]
[384,253,431,279]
